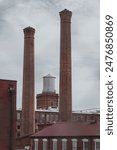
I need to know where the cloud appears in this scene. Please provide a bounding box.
[0,0,100,110]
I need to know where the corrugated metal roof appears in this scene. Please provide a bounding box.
[31,121,100,138]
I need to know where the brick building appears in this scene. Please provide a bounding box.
[31,121,100,150]
[0,79,17,150]
[16,73,100,139]
[16,109,100,139]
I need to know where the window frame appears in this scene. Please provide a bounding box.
[71,139,78,150]
[43,138,48,150]
[62,138,67,150]
[34,139,39,150]
[52,139,57,150]
[82,139,89,150]
[94,139,100,150]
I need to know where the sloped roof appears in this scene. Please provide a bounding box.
[31,121,100,138]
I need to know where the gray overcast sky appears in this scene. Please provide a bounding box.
[0,0,100,111]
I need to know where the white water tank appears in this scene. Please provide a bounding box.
[43,74,56,93]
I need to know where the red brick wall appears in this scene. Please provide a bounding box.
[16,110,100,138]
[0,79,16,150]
[37,93,59,109]
[16,135,31,149]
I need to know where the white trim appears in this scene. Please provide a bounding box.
[24,146,30,150]
[34,139,39,150]
[62,139,67,150]
[94,139,100,150]
[52,139,57,150]
[34,139,39,142]
[62,138,67,142]
[82,139,89,150]
[43,139,48,150]
[71,139,77,150]
[52,139,58,142]
[82,138,89,142]
[94,139,100,142]
[71,139,77,142]
[43,138,48,142]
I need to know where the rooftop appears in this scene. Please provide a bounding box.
[31,121,100,138]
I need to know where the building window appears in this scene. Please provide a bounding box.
[34,139,39,150]
[55,115,58,121]
[43,139,48,150]
[17,125,20,129]
[17,113,20,120]
[62,139,67,150]
[82,139,89,150]
[81,115,85,121]
[35,129,38,132]
[40,114,45,123]
[17,132,20,137]
[71,139,77,150]
[94,139,100,150]
[77,115,81,121]
[51,102,54,107]
[50,114,54,122]
[52,139,57,150]
[46,114,49,123]
[35,119,37,123]
[24,146,30,150]
[96,142,100,150]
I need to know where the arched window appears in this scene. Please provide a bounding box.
[52,139,57,150]
[62,139,67,150]
[34,139,39,150]
[43,139,48,150]
[94,139,100,150]
[71,139,77,150]
[82,139,89,150]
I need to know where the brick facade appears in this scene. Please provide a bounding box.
[31,137,100,150]
[0,79,16,150]
[31,122,100,150]
[37,93,59,109]
[16,110,100,139]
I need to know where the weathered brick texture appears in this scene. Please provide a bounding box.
[0,79,16,150]
[59,9,72,121]
[21,27,35,136]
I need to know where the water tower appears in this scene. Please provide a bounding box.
[36,74,59,109]
[43,74,56,93]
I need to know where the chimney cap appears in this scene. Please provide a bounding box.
[23,26,35,33]
[59,9,72,14]
[59,9,72,20]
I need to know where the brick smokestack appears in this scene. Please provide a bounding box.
[59,9,72,121]
[21,27,35,135]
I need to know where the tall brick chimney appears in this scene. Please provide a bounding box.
[59,9,72,121]
[21,27,35,135]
